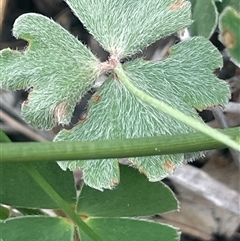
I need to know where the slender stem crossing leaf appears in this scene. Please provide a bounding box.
[115,64,240,151]
[24,163,103,241]
[0,0,235,190]
[0,127,239,163]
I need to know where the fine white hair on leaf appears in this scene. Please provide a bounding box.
[0,13,100,130]
[65,0,193,58]
[55,37,230,190]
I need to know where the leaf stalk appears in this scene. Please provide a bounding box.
[0,127,239,162]
[114,64,240,152]
[24,163,103,241]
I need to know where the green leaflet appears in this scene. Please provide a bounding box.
[219,7,240,67]
[188,0,218,38]
[0,206,9,220]
[216,0,240,13]
[0,216,75,241]
[1,166,179,241]
[65,0,192,57]
[0,128,11,142]
[0,129,74,210]
[0,13,100,129]
[55,37,230,190]
[1,161,76,209]
[77,165,178,217]
[77,165,180,240]
[80,218,180,241]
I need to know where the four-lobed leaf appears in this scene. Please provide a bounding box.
[1,164,179,241]
[55,37,230,190]
[0,0,231,190]
[0,13,100,130]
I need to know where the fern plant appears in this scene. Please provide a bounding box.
[0,0,239,240]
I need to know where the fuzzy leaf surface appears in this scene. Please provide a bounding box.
[80,218,180,241]
[188,0,218,38]
[219,7,240,67]
[55,37,230,190]
[65,0,192,57]
[0,13,100,129]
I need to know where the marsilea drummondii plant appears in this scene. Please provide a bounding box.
[0,0,232,190]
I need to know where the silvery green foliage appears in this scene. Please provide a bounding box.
[0,1,231,190]
[55,37,230,190]
[65,0,192,57]
[0,13,100,129]
[58,157,120,190]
